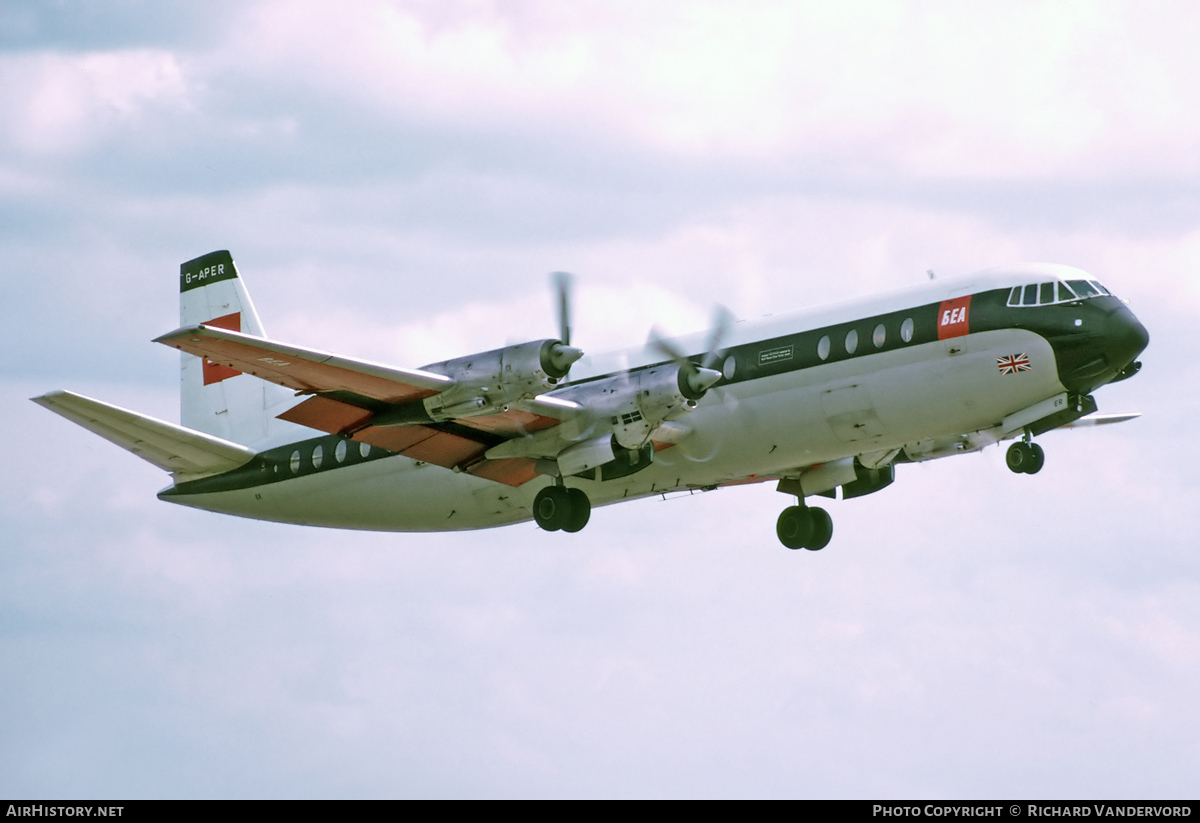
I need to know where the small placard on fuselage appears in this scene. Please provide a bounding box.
[758,344,795,365]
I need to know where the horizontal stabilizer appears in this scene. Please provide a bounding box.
[31,390,257,480]
[154,324,454,404]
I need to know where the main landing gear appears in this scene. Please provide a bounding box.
[533,483,592,533]
[776,503,833,551]
[1006,439,1045,475]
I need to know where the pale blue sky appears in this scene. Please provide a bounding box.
[3,0,1198,798]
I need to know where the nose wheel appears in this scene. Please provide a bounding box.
[776,505,833,551]
[534,485,592,533]
[1006,441,1045,474]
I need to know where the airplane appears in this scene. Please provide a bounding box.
[32,250,1149,551]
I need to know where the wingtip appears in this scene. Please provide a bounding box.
[30,390,67,406]
[152,324,205,345]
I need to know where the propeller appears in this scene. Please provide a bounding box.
[700,305,733,371]
[552,271,572,346]
[648,305,733,399]
[547,271,583,376]
[646,305,736,463]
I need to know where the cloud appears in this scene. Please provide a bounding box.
[4,0,1200,799]
[185,0,1200,181]
[0,49,190,155]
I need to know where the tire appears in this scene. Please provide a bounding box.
[1006,442,1030,473]
[533,486,571,531]
[561,488,592,533]
[806,507,833,551]
[1025,443,1045,474]
[777,506,813,550]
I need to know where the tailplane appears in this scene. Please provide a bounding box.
[179,250,293,446]
[31,390,256,481]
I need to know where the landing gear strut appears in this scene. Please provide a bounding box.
[1006,440,1045,475]
[534,484,592,533]
[776,504,833,551]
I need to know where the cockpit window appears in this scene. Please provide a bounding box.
[1067,279,1099,298]
[1007,278,1112,307]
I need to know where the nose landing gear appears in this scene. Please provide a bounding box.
[533,484,592,533]
[776,504,833,551]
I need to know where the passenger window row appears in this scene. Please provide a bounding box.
[288,439,372,475]
[816,316,916,361]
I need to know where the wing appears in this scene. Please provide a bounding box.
[32,390,256,480]
[155,324,563,486]
[154,324,454,403]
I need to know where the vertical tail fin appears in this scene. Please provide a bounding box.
[179,251,292,446]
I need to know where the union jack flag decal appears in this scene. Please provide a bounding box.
[997,353,1031,375]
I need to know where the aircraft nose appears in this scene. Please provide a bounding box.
[1106,303,1150,370]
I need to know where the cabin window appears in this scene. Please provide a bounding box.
[722,355,737,380]
[1039,282,1055,304]
[312,444,323,469]
[817,335,831,361]
[1092,281,1111,296]
[289,450,301,474]
[335,440,347,463]
[845,329,858,354]
[1057,282,1077,301]
[900,317,914,342]
[1022,284,1038,305]
[360,442,371,458]
[873,324,886,348]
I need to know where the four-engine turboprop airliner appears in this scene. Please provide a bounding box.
[33,251,1148,550]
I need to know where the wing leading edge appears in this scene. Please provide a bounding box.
[154,324,454,403]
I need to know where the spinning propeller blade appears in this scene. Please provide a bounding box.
[547,271,583,377]
[551,271,572,347]
[700,305,733,371]
[648,305,734,398]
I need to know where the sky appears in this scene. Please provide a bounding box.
[2,0,1199,799]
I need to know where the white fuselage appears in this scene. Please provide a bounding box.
[163,270,1068,531]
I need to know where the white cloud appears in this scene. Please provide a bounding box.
[0,49,190,155]
[199,0,1200,179]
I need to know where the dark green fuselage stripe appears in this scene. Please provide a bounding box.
[162,435,395,497]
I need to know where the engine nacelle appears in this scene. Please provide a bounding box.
[556,362,722,450]
[420,339,583,421]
